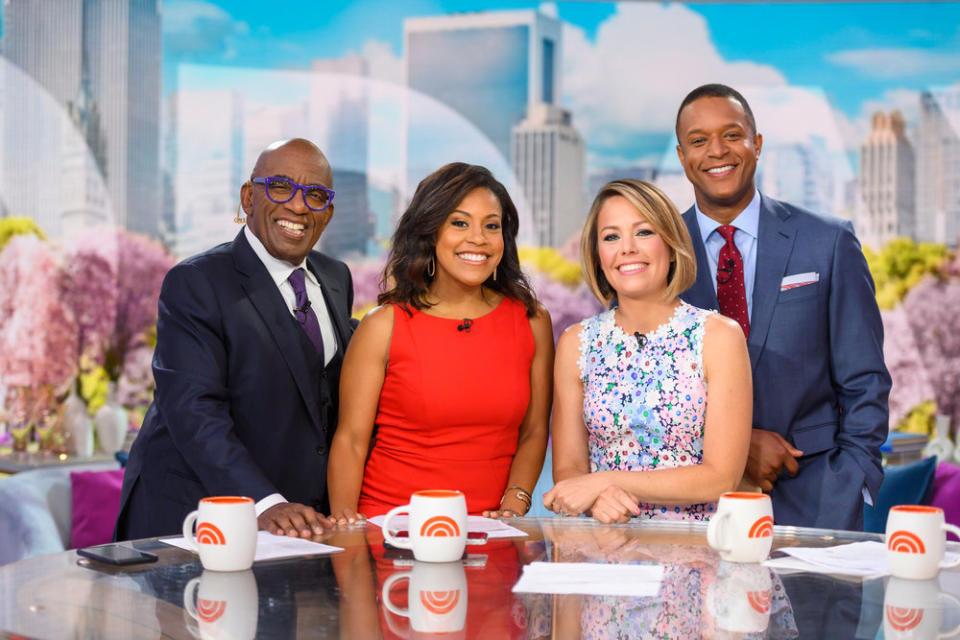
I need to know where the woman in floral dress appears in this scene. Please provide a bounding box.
[545,179,752,523]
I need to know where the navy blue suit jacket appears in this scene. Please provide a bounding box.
[680,194,890,530]
[116,230,354,539]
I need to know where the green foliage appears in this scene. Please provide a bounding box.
[864,238,950,309]
[0,217,45,251]
[896,400,936,435]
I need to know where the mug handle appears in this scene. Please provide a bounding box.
[182,510,200,552]
[381,572,411,617]
[381,505,413,549]
[707,511,732,553]
[939,524,960,569]
[937,592,960,638]
[182,576,202,621]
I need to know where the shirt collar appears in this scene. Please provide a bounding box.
[694,189,761,243]
[243,225,318,288]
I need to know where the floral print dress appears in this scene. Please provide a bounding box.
[577,301,716,520]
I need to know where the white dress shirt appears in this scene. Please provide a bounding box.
[243,225,337,516]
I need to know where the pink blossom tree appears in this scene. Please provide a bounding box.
[0,235,77,388]
[902,273,960,430]
[882,306,936,428]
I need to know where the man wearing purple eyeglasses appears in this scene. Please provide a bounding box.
[116,138,355,541]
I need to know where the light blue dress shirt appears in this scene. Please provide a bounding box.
[694,190,761,320]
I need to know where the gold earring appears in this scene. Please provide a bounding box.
[427,256,435,277]
[493,265,498,281]
[234,202,246,224]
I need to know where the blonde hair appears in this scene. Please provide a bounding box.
[580,179,696,304]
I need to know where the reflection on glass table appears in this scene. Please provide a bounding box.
[4,518,960,639]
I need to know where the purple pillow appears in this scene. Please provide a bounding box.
[70,469,125,548]
[931,462,960,541]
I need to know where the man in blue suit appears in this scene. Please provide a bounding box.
[116,138,354,540]
[675,84,890,530]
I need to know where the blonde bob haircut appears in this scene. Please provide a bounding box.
[580,179,697,304]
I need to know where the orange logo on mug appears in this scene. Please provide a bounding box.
[888,530,926,554]
[420,590,460,615]
[886,605,923,632]
[196,522,227,545]
[747,590,770,614]
[748,516,774,538]
[197,598,227,623]
[419,515,461,538]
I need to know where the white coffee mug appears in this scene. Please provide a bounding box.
[707,492,774,563]
[884,577,960,639]
[707,561,773,634]
[886,505,960,580]
[183,569,258,640]
[382,561,468,635]
[382,490,468,563]
[182,496,257,572]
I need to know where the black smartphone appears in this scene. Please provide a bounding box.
[77,543,159,566]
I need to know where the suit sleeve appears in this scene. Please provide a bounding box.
[151,262,278,501]
[828,222,891,501]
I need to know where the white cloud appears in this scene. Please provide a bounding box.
[163,0,249,58]
[539,2,559,19]
[561,2,785,152]
[827,48,960,79]
[362,40,405,85]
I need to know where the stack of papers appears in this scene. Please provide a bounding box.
[512,562,664,596]
[368,515,527,539]
[161,531,342,562]
[764,540,960,577]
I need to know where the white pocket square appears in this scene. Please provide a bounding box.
[780,272,819,291]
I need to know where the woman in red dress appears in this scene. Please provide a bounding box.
[328,163,554,520]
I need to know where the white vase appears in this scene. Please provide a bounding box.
[926,414,954,464]
[63,384,94,457]
[94,382,127,455]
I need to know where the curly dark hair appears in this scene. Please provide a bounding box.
[378,162,538,317]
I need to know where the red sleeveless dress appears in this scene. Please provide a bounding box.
[357,297,534,516]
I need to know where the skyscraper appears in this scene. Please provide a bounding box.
[857,111,915,248]
[309,57,373,259]
[405,10,562,188]
[169,89,244,259]
[511,103,585,247]
[1,0,161,238]
[916,89,960,247]
[759,139,836,219]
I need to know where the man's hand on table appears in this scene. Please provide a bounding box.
[746,429,803,491]
[259,502,335,538]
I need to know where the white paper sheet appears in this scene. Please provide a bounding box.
[512,562,664,596]
[368,515,528,538]
[763,540,960,577]
[161,531,342,562]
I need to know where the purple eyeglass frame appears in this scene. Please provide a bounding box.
[252,176,335,212]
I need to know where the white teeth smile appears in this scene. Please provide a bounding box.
[277,220,305,232]
[707,165,735,174]
[457,253,488,263]
[618,263,647,274]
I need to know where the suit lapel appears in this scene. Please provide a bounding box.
[232,231,322,429]
[749,195,796,369]
[682,208,719,309]
[307,256,351,359]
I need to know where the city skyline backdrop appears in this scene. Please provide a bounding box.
[0,1,958,259]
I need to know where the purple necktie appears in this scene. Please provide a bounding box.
[288,268,325,361]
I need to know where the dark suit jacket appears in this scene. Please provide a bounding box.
[115,230,354,539]
[680,194,890,530]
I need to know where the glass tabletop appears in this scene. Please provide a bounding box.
[1,518,958,639]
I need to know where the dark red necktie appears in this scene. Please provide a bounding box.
[716,225,750,340]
